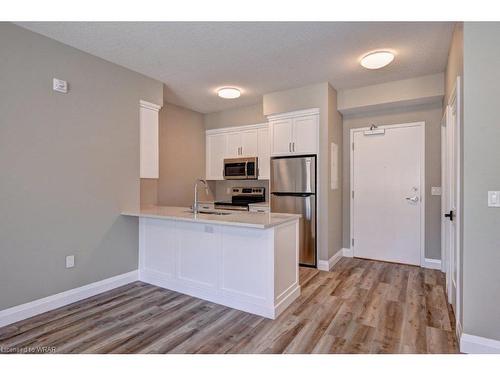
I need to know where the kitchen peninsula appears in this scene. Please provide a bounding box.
[122,206,301,318]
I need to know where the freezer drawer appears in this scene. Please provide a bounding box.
[271,194,316,266]
[271,156,316,194]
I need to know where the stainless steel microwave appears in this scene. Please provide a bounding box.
[223,157,258,180]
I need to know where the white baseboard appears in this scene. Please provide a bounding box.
[0,270,138,328]
[317,249,343,271]
[460,333,500,354]
[342,248,353,257]
[423,258,442,270]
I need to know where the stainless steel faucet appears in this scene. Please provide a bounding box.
[193,178,209,214]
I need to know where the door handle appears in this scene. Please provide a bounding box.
[289,142,291,152]
[444,210,454,221]
[293,142,295,152]
[406,196,419,203]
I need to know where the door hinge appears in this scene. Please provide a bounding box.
[351,238,355,247]
[352,142,354,151]
[352,191,354,199]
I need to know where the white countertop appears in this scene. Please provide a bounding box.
[121,206,300,229]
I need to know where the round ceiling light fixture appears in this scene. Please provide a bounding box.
[217,87,241,99]
[360,51,395,70]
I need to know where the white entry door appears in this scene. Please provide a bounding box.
[351,122,424,265]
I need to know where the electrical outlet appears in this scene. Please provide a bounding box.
[431,187,442,196]
[66,255,75,268]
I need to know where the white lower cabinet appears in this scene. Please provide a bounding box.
[139,217,300,318]
[206,123,270,180]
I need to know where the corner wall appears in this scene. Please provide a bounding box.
[157,103,210,206]
[462,22,500,342]
[0,23,163,310]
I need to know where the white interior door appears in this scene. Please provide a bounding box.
[442,79,461,322]
[352,123,424,265]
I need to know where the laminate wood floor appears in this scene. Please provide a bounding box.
[0,258,459,354]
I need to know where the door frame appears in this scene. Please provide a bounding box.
[350,121,426,266]
[441,77,462,335]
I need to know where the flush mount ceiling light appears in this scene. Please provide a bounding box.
[217,87,241,99]
[360,51,395,70]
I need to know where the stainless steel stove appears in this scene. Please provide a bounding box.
[214,187,265,211]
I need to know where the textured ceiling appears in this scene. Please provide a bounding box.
[16,22,454,113]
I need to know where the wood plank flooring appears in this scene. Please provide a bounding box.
[0,258,459,354]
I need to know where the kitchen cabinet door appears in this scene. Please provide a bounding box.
[226,132,242,158]
[257,127,270,179]
[240,130,258,157]
[140,101,161,178]
[270,118,293,156]
[292,115,318,154]
[206,133,226,180]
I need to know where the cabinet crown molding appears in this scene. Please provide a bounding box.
[267,108,320,121]
[140,100,162,112]
[206,122,268,135]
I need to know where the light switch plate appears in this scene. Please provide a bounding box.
[66,255,75,268]
[53,78,68,93]
[431,187,442,196]
[488,191,500,207]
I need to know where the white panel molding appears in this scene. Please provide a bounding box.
[317,249,343,271]
[423,258,442,270]
[460,333,500,354]
[139,100,162,111]
[342,248,354,257]
[266,108,320,121]
[205,122,268,135]
[0,271,138,328]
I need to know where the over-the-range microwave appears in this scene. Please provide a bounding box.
[223,157,258,180]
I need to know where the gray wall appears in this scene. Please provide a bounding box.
[462,22,500,341]
[204,103,266,129]
[158,103,212,206]
[0,23,163,310]
[342,103,443,260]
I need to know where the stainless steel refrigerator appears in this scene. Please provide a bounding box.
[270,156,316,267]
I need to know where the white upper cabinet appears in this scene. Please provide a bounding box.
[292,115,318,154]
[205,123,269,180]
[270,119,293,155]
[206,133,227,180]
[226,130,258,157]
[268,109,319,157]
[240,130,259,157]
[140,100,162,179]
[226,132,242,158]
[257,127,270,180]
